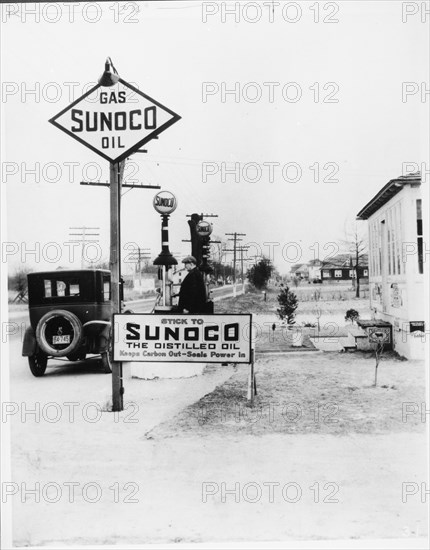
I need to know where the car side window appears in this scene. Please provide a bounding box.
[103,276,111,301]
[44,280,52,297]
[69,282,80,296]
[57,281,66,296]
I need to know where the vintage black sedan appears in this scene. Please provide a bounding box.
[22,269,113,377]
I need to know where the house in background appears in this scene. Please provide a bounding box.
[308,259,323,281]
[290,256,368,285]
[321,254,369,284]
[290,263,309,280]
[357,171,426,359]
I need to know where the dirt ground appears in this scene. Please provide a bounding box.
[146,352,426,439]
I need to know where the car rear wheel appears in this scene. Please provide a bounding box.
[100,327,113,374]
[36,310,83,357]
[101,351,112,374]
[28,352,48,377]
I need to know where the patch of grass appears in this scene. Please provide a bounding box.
[215,288,278,315]
[216,287,371,319]
[147,353,426,439]
[254,325,316,352]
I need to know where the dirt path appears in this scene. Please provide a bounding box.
[10,350,428,545]
[12,431,427,545]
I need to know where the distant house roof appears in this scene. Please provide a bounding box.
[290,264,309,275]
[321,254,351,269]
[308,259,322,266]
[322,253,368,269]
[356,172,421,220]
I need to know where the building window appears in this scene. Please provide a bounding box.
[363,269,368,276]
[323,271,330,278]
[386,201,403,276]
[387,208,392,275]
[417,199,423,274]
[349,269,355,278]
[374,219,382,276]
[395,202,403,274]
[334,270,342,278]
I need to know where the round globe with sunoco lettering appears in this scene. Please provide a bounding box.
[196,220,213,237]
[153,191,177,214]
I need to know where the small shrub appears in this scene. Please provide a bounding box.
[345,309,359,324]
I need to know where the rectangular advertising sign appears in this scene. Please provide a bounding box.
[113,313,253,363]
[410,321,425,333]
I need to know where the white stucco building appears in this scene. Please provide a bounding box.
[356,172,427,359]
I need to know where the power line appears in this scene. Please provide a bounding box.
[225,232,246,285]
[69,226,100,268]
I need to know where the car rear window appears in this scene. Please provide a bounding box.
[44,278,81,298]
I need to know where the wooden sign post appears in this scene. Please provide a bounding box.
[49,59,181,412]
[110,161,123,411]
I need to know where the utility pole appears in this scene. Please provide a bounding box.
[81,164,160,412]
[110,161,124,411]
[238,245,250,292]
[225,232,246,296]
[248,254,263,264]
[48,58,181,415]
[127,246,151,288]
[69,226,100,268]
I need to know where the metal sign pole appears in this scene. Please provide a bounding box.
[110,161,123,412]
[153,199,178,306]
[162,265,166,306]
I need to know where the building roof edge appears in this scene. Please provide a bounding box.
[356,172,421,220]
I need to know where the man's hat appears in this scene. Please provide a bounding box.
[182,255,197,264]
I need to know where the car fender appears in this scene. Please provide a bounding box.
[22,326,37,357]
[83,320,111,352]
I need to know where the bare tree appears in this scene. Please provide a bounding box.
[341,221,368,298]
[9,267,31,302]
[209,235,225,265]
[209,235,229,281]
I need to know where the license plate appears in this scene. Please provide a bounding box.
[52,335,71,344]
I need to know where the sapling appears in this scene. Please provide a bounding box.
[373,340,384,386]
[369,330,387,386]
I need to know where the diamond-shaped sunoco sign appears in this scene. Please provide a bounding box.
[49,79,181,163]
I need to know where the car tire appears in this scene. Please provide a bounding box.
[101,351,112,374]
[100,326,113,373]
[28,352,48,377]
[36,310,83,357]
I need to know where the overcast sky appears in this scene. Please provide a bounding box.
[2,0,429,275]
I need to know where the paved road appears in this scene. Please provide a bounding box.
[125,283,245,311]
[8,284,244,326]
[6,284,246,380]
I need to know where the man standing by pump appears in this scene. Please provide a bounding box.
[177,256,207,314]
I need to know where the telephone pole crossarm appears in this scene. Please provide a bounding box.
[224,232,247,286]
[80,181,161,190]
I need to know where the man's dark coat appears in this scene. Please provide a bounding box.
[178,268,207,313]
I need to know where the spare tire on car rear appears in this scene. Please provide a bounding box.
[36,310,83,357]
